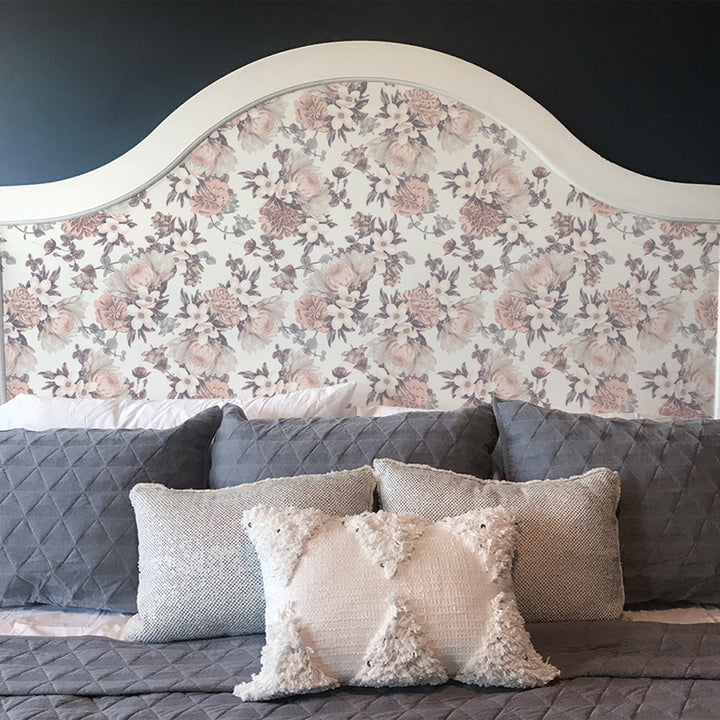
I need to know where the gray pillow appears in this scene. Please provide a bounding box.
[126,466,377,642]
[0,406,221,613]
[493,397,720,605]
[375,458,623,622]
[209,404,498,488]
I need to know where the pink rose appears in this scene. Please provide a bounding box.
[524,262,555,292]
[394,378,429,408]
[390,178,430,217]
[448,108,474,137]
[92,370,121,398]
[292,370,320,390]
[188,142,218,170]
[187,341,218,368]
[492,169,521,199]
[695,294,718,331]
[585,340,618,369]
[5,377,29,401]
[589,379,629,414]
[250,309,275,337]
[295,295,329,332]
[95,295,129,332]
[494,295,528,332]
[49,310,75,336]
[125,263,155,293]
[588,198,619,217]
[325,263,355,293]
[691,368,715,400]
[387,140,419,168]
[647,308,674,337]
[196,378,231,398]
[249,109,275,137]
[492,370,519,399]
[448,308,474,338]
[387,340,417,368]
[293,169,320,200]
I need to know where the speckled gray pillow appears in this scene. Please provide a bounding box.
[126,466,377,642]
[375,458,624,623]
[493,397,720,605]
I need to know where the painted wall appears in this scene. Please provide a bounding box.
[1,0,719,186]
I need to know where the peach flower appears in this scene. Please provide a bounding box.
[4,287,43,328]
[492,369,520,399]
[95,295,129,332]
[196,377,231,399]
[695,294,718,331]
[187,340,218,369]
[588,198,620,217]
[494,295,528,332]
[660,221,698,239]
[91,369,121,398]
[249,309,275,337]
[295,94,329,132]
[389,178,430,217]
[189,178,230,217]
[5,378,29,401]
[404,88,444,128]
[292,369,320,390]
[604,286,642,328]
[393,378,429,408]
[386,140,420,169]
[259,202,301,239]
[247,108,275,137]
[61,212,103,239]
[295,295,329,332]
[188,142,218,171]
[205,286,243,328]
[459,202,502,239]
[589,378,629,414]
[404,286,441,328]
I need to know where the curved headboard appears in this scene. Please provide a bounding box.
[1,41,718,417]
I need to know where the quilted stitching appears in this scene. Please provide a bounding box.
[0,407,221,613]
[209,405,498,488]
[2,626,720,719]
[494,398,720,605]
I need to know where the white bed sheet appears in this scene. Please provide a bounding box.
[0,606,719,640]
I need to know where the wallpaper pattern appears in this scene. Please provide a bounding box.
[1,82,717,416]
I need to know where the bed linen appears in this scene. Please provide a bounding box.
[1,622,720,719]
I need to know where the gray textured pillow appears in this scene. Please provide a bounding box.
[375,458,623,622]
[0,407,221,613]
[493,397,720,605]
[126,466,377,642]
[209,404,497,488]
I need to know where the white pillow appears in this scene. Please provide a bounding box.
[0,383,357,430]
[236,505,558,701]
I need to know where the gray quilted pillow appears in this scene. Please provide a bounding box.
[209,404,498,488]
[375,458,623,622]
[126,466,377,642]
[493,397,720,605]
[0,406,221,613]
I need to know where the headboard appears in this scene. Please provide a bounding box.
[1,41,718,417]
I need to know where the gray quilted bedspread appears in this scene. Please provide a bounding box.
[2,622,720,719]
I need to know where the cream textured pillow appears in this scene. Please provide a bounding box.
[374,459,623,623]
[236,506,558,701]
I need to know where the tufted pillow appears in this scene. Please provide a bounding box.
[0,407,221,613]
[236,505,557,701]
[493,397,720,605]
[126,467,377,642]
[209,404,497,488]
[375,458,623,622]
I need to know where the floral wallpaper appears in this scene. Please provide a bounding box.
[1,81,717,416]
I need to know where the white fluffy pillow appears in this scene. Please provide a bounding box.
[236,505,558,701]
[0,383,356,430]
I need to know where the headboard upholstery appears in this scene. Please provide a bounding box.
[1,42,718,417]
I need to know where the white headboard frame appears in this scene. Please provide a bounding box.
[1,41,718,225]
[0,41,718,417]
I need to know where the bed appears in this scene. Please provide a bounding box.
[0,40,719,719]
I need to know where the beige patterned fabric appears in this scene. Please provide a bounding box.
[374,459,623,623]
[1,81,715,418]
[237,505,557,701]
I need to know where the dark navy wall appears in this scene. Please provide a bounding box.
[1,1,719,186]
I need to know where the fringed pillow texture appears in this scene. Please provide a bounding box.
[236,505,558,701]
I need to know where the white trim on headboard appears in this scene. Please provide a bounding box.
[1,41,718,225]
